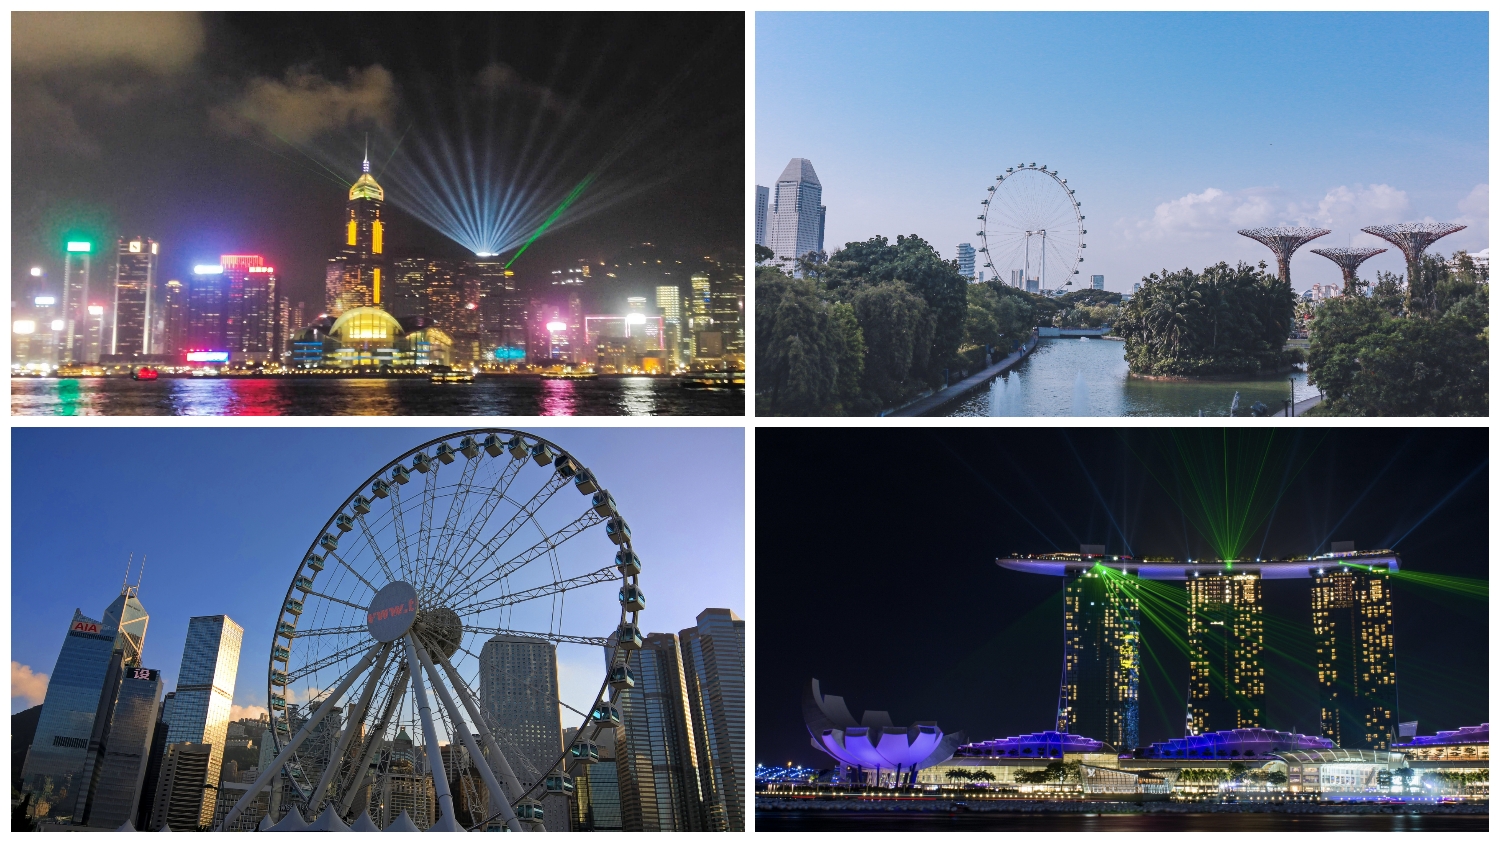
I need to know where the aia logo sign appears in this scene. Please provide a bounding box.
[72,620,101,635]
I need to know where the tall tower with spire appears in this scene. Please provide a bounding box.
[326,139,388,316]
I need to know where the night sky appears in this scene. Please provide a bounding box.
[756,428,1488,767]
[13,12,743,307]
[12,427,745,719]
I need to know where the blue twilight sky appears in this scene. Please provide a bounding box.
[757,12,1488,293]
[11,427,744,716]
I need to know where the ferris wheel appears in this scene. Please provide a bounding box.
[221,429,642,832]
[977,163,1086,291]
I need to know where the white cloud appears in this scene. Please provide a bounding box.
[230,703,269,722]
[1301,184,1410,246]
[1128,187,1286,241]
[1456,183,1489,232]
[214,65,396,143]
[13,12,205,75]
[12,662,49,707]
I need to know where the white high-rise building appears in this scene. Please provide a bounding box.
[479,634,567,830]
[767,158,825,277]
[956,244,976,280]
[754,185,769,248]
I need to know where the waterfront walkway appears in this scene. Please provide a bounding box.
[887,334,1039,417]
[1279,391,1324,417]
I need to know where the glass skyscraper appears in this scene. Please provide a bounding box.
[766,158,826,277]
[163,614,243,829]
[1313,566,1398,749]
[78,666,164,828]
[327,149,387,316]
[679,608,745,832]
[754,185,769,247]
[1058,569,1140,749]
[110,236,159,358]
[1187,574,1266,734]
[615,632,704,831]
[566,726,623,830]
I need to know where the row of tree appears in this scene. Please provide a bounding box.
[1114,261,1301,377]
[1305,252,1487,416]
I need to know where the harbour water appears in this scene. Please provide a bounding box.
[947,337,1320,417]
[757,810,1487,832]
[10,376,743,416]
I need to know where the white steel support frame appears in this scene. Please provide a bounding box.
[411,633,525,832]
[307,643,392,813]
[404,633,459,829]
[337,666,411,816]
[219,642,384,830]
[435,650,538,823]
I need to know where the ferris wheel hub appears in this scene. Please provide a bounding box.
[415,606,463,659]
[366,581,419,643]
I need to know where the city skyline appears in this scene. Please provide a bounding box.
[12,427,745,731]
[756,12,1487,294]
[755,428,1486,767]
[15,12,743,310]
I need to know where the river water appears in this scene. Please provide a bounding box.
[10,376,743,416]
[947,338,1320,417]
[757,810,1486,832]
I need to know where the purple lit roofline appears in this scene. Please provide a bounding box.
[1394,724,1488,747]
[997,553,1399,580]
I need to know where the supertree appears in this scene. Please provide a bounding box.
[1237,227,1330,287]
[1361,222,1466,318]
[1308,247,1386,296]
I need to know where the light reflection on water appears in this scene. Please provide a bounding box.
[12,377,741,417]
[950,338,1320,417]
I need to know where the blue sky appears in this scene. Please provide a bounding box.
[11,427,744,717]
[757,12,1488,292]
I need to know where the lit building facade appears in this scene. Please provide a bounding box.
[478,634,567,830]
[1058,567,1140,750]
[326,151,387,316]
[160,280,187,358]
[615,632,704,832]
[110,236,159,358]
[1187,574,1265,734]
[163,615,243,828]
[1312,566,1398,749]
[220,255,279,363]
[679,608,745,832]
[526,294,584,365]
[187,266,228,355]
[61,240,93,364]
[767,157,825,277]
[656,284,685,369]
[289,308,452,369]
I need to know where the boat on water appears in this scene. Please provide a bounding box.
[429,365,475,383]
[132,367,160,381]
[681,373,745,390]
[541,371,599,380]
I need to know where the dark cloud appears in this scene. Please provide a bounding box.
[474,62,580,118]
[213,65,397,143]
[12,11,205,74]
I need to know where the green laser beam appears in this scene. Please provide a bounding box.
[504,175,594,269]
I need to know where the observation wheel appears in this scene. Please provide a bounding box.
[978,163,1086,291]
[223,429,644,832]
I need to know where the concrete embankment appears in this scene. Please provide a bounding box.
[885,334,1039,417]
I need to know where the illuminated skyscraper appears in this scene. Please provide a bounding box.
[162,615,242,828]
[1312,564,1398,749]
[656,284,684,369]
[479,634,567,830]
[767,158,825,277]
[220,255,279,363]
[1057,565,1139,749]
[61,240,93,364]
[1186,574,1265,734]
[110,236,159,358]
[679,609,745,832]
[474,259,526,353]
[615,632,704,832]
[187,266,228,353]
[160,280,187,357]
[327,147,387,316]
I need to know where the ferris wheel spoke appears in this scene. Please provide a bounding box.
[336,664,410,816]
[387,479,414,581]
[303,588,374,614]
[353,514,398,585]
[322,548,379,594]
[306,642,392,811]
[446,509,607,612]
[415,462,443,580]
[284,640,374,685]
[285,623,366,640]
[437,472,571,601]
[459,564,620,616]
[460,626,610,648]
[432,452,486,565]
[442,457,527,574]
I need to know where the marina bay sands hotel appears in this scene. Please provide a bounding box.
[997,545,1399,754]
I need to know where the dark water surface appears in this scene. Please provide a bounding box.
[11,377,743,416]
[947,338,1319,417]
[756,809,1487,832]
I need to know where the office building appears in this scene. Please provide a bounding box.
[21,578,150,823]
[1058,562,1140,751]
[766,158,826,277]
[565,726,623,830]
[615,632,704,831]
[755,185,769,248]
[220,255,279,363]
[187,266,228,354]
[656,284,685,369]
[326,148,387,316]
[526,293,584,366]
[148,742,212,831]
[162,615,243,828]
[61,240,93,363]
[479,634,568,831]
[680,609,746,831]
[78,666,163,828]
[1092,274,1105,290]
[956,243,976,280]
[135,707,171,830]
[473,259,526,355]
[110,236,160,358]
[160,280,187,358]
[1313,562,1398,749]
[378,726,435,829]
[1187,574,1265,734]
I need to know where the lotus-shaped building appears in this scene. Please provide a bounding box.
[804,679,964,781]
